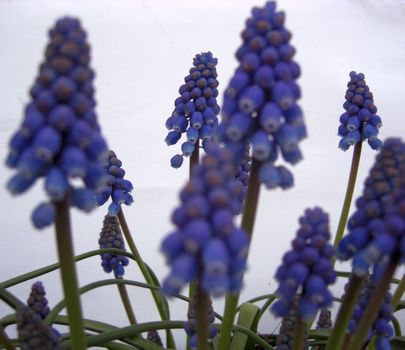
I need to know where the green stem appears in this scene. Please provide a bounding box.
[391,272,405,309]
[325,274,365,350]
[217,159,261,350]
[117,209,175,348]
[196,282,209,350]
[0,324,14,350]
[348,259,398,350]
[54,197,86,349]
[292,315,305,350]
[332,142,362,265]
[188,141,199,350]
[116,278,137,325]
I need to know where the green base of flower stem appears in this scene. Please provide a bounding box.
[116,278,137,325]
[0,324,14,350]
[117,209,175,349]
[217,159,261,350]
[348,259,399,350]
[196,282,210,350]
[332,142,362,265]
[325,274,365,350]
[54,197,86,350]
[293,315,305,350]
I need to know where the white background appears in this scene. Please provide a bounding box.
[1,0,405,348]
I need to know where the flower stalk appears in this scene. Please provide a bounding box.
[292,315,305,350]
[54,197,86,349]
[116,279,137,326]
[196,281,209,350]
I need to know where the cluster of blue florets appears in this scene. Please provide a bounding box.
[347,276,393,350]
[218,1,306,189]
[96,150,134,216]
[16,306,60,349]
[338,138,405,275]
[98,214,129,278]
[316,309,333,329]
[27,282,50,320]
[161,142,249,297]
[184,293,218,348]
[338,71,383,151]
[165,52,220,169]
[271,207,336,322]
[5,17,108,229]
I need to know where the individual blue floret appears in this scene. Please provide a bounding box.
[165,52,220,168]
[98,214,129,278]
[271,207,336,322]
[4,17,109,229]
[96,150,134,216]
[161,142,249,297]
[338,71,383,151]
[184,292,218,349]
[337,138,405,275]
[16,306,60,349]
[218,1,306,188]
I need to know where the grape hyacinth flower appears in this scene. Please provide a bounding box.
[146,330,163,347]
[271,207,336,322]
[338,72,383,151]
[165,52,220,169]
[5,17,109,229]
[347,276,393,350]
[276,297,309,350]
[27,281,50,320]
[161,142,249,297]
[16,306,60,349]
[96,150,134,216]
[184,292,218,348]
[218,1,306,189]
[338,138,405,275]
[316,309,333,329]
[98,214,129,278]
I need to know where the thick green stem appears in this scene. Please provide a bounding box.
[217,159,261,350]
[333,142,362,265]
[196,282,209,350]
[391,272,405,309]
[54,197,86,349]
[325,274,365,350]
[188,142,199,350]
[348,259,398,350]
[116,278,137,325]
[0,324,14,350]
[292,316,305,350]
[117,209,175,348]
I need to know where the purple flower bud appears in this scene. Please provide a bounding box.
[32,202,55,229]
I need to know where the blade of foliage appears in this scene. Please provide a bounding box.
[230,303,260,350]
[0,287,24,310]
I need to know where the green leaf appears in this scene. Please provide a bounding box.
[391,337,405,350]
[230,302,261,350]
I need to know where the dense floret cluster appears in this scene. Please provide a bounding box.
[271,207,336,322]
[146,330,163,346]
[338,138,405,275]
[218,1,306,189]
[27,281,50,320]
[165,52,220,169]
[16,306,60,350]
[5,17,108,229]
[98,214,129,278]
[316,309,333,329]
[161,142,249,296]
[338,71,382,151]
[347,277,393,350]
[184,293,218,348]
[96,150,134,215]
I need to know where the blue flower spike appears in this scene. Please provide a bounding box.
[219,1,306,188]
[161,142,249,297]
[5,17,109,229]
[338,72,383,151]
[98,214,129,278]
[271,207,336,322]
[165,52,220,168]
[27,281,50,320]
[337,138,405,275]
[96,150,134,216]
